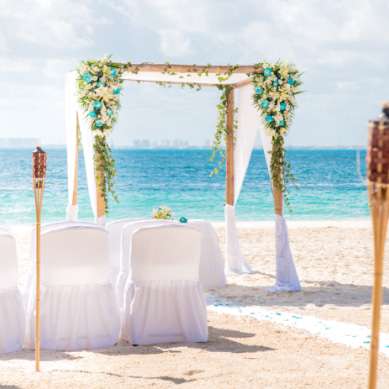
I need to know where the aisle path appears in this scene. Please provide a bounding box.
[206,294,389,357]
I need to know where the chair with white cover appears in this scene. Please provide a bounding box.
[0,228,25,354]
[116,219,174,309]
[23,220,97,313]
[24,225,120,351]
[121,224,208,345]
[106,218,148,286]
[188,220,226,288]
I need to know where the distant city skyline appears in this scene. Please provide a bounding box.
[0,136,364,150]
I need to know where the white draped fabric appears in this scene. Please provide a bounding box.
[259,121,301,292]
[24,224,119,350]
[120,224,208,345]
[187,220,226,288]
[65,72,106,226]
[106,218,148,286]
[225,84,261,274]
[0,229,25,354]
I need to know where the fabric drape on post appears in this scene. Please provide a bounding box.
[65,72,106,226]
[225,84,260,274]
[65,72,79,221]
[259,125,301,292]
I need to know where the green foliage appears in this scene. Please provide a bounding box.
[250,60,303,213]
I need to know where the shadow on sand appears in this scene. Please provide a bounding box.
[206,281,389,309]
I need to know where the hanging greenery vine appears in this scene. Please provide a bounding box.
[76,55,123,213]
[251,61,303,213]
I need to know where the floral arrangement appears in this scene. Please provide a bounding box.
[251,61,302,212]
[152,206,174,220]
[76,55,124,212]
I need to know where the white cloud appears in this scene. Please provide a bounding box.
[0,0,98,48]
[158,29,192,57]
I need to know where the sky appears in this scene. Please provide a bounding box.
[0,0,388,147]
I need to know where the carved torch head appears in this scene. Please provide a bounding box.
[367,102,389,183]
[32,146,47,179]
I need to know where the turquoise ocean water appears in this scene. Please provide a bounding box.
[0,149,368,224]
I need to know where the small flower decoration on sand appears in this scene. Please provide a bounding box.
[179,217,188,223]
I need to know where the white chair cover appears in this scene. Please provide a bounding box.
[121,224,208,345]
[116,219,225,307]
[0,229,25,354]
[24,225,120,350]
[24,220,97,313]
[116,219,173,309]
[188,220,226,288]
[106,218,148,286]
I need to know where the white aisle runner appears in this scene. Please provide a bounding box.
[206,295,389,357]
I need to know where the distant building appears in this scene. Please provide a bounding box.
[172,139,188,148]
[204,139,211,148]
[133,139,151,148]
[0,138,41,149]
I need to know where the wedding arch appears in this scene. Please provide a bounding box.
[65,59,301,293]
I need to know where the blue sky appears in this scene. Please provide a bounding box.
[0,0,388,147]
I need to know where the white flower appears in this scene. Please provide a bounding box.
[152,206,175,220]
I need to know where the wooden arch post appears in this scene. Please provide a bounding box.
[226,88,235,206]
[96,141,106,218]
[273,143,283,216]
[72,113,80,208]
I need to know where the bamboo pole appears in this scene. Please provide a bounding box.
[233,78,254,89]
[95,150,105,218]
[32,146,46,372]
[272,143,283,216]
[122,78,230,88]
[33,178,45,371]
[368,123,389,389]
[72,113,79,206]
[226,88,235,206]
[117,63,264,75]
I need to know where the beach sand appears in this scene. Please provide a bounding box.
[1,220,389,388]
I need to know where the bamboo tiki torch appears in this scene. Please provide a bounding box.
[367,102,389,389]
[32,146,47,372]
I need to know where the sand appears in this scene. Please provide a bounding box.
[1,220,389,388]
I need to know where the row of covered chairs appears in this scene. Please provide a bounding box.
[1,219,209,354]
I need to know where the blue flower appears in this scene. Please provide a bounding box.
[288,77,295,85]
[179,217,188,223]
[96,121,103,127]
[261,99,269,108]
[97,81,105,87]
[167,213,171,218]
[83,73,92,83]
[158,207,162,210]
[272,81,278,87]
[94,101,102,109]
[279,120,285,126]
[265,116,274,122]
[110,67,117,77]
[107,108,114,117]
[280,102,286,111]
[113,87,121,95]
[264,68,272,77]
[89,111,96,118]
[256,87,263,95]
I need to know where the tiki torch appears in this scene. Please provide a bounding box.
[32,146,47,372]
[367,102,389,388]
